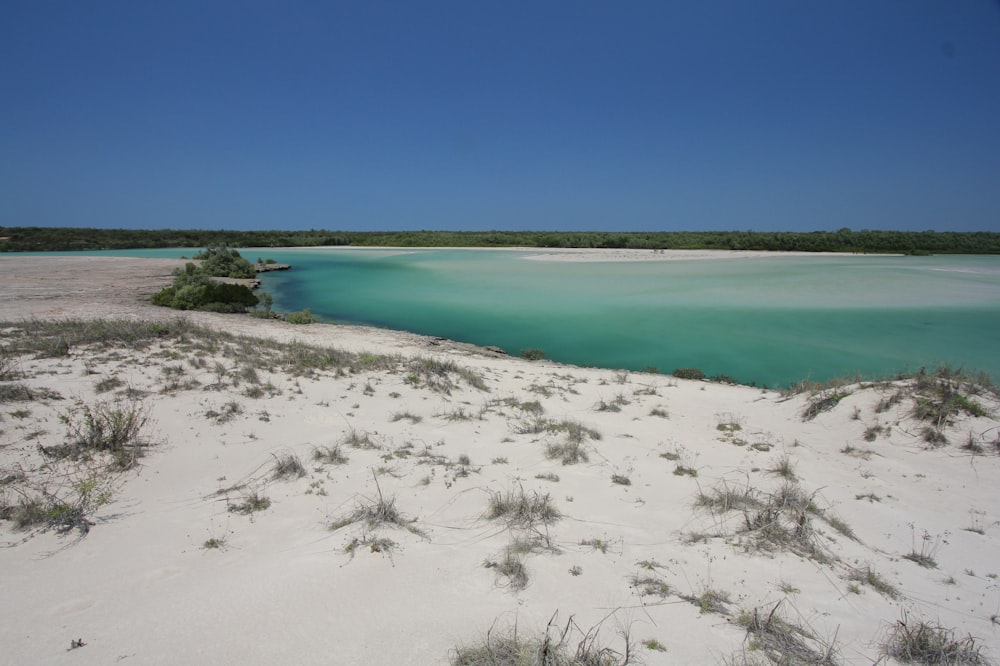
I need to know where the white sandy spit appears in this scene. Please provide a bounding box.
[1,256,998,665]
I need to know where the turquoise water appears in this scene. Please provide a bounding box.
[25,248,1000,387]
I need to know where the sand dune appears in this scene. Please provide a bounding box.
[1,256,998,665]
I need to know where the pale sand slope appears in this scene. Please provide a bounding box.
[1,257,998,665]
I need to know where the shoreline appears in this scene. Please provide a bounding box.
[273,245,904,262]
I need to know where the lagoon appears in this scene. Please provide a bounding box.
[33,247,1000,387]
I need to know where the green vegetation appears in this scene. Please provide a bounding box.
[151,248,259,313]
[284,308,315,324]
[5,226,1000,254]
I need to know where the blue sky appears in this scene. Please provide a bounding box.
[2,1,999,232]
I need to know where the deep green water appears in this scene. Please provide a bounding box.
[21,248,1000,387]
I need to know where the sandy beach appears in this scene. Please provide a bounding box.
[1,255,998,665]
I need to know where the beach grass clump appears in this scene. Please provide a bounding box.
[312,445,349,465]
[330,484,423,536]
[545,440,589,465]
[801,389,851,421]
[695,481,761,514]
[737,602,839,666]
[672,367,705,380]
[227,491,271,515]
[486,487,560,529]
[271,451,306,480]
[406,357,488,393]
[451,614,635,666]
[882,613,989,665]
[2,472,115,536]
[52,397,153,470]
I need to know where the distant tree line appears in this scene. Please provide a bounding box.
[2,226,998,254]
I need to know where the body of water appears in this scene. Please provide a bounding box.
[35,248,1000,388]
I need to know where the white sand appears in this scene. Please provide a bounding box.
[1,256,997,665]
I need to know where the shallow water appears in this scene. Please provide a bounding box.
[259,249,1000,387]
[33,248,1000,387]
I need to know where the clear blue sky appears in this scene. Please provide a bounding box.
[2,1,999,232]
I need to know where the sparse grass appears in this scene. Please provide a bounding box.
[922,426,949,447]
[849,565,900,599]
[53,397,153,470]
[737,602,838,666]
[203,537,226,550]
[694,481,761,513]
[330,484,423,535]
[228,491,271,515]
[342,429,378,449]
[545,440,589,465]
[312,445,349,465]
[580,538,609,554]
[486,487,560,529]
[683,588,731,615]
[3,472,115,535]
[611,474,631,486]
[391,411,423,424]
[882,612,989,665]
[630,574,670,598]
[94,375,124,393]
[451,614,635,666]
[407,356,488,393]
[534,472,560,482]
[271,451,306,480]
[0,382,62,403]
[642,639,666,653]
[823,513,856,540]
[493,548,529,591]
[344,535,397,558]
[802,389,851,421]
[672,465,697,477]
[648,407,669,418]
[767,454,797,480]
[205,400,242,424]
[903,526,943,569]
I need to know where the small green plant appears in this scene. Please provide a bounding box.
[848,564,900,599]
[228,491,271,515]
[630,574,670,598]
[284,308,316,325]
[486,486,560,529]
[580,538,609,554]
[802,389,851,421]
[611,474,631,486]
[672,368,705,380]
[519,348,545,361]
[642,639,667,652]
[203,537,226,550]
